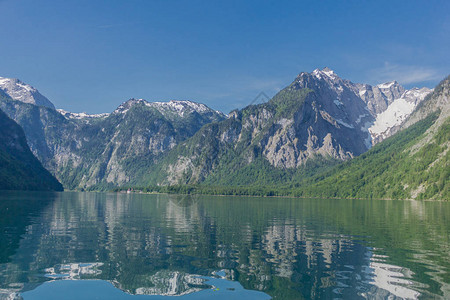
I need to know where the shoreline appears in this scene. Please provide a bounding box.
[96,189,447,202]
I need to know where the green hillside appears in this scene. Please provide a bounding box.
[295,111,448,200]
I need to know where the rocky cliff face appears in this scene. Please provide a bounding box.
[155,68,432,185]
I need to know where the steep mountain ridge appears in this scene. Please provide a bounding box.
[0,77,55,109]
[403,76,450,130]
[0,109,63,191]
[304,68,431,143]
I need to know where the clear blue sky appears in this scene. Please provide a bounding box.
[0,0,448,113]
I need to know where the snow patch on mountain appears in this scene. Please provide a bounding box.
[361,121,374,149]
[359,89,366,97]
[377,81,396,89]
[322,67,337,79]
[0,77,55,109]
[57,109,110,119]
[336,119,354,128]
[312,67,338,81]
[403,87,432,104]
[369,98,415,138]
[150,100,211,116]
[355,113,369,124]
[334,99,343,106]
[369,87,431,141]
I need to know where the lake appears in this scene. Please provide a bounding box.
[0,191,449,299]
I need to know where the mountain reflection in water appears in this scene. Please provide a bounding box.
[0,191,449,299]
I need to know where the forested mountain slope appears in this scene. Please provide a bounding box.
[0,108,63,191]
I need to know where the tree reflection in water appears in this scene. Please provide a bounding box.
[0,192,449,299]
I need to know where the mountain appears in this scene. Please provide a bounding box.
[0,83,225,190]
[0,108,63,191]
[0,72,432,191]
[0,77,55,109]
[150,68,431,185]
[288,75,449,200]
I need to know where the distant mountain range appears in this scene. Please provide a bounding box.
[0,69,446,199]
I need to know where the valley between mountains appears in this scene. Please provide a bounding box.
[0,69,448,200]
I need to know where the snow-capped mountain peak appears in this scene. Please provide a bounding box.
[402,87,432,104]
[113,98,225,118]
[312,67,338,80]
[294,68,432,147]
[0,76,55,109]
[113,98,146,114]
[322,67,336,77]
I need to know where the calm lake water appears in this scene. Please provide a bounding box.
[0,191,449,299]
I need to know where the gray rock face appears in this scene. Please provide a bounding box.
[0,77,55,109]
[357,81,405,115]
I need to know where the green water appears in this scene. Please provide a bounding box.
[0,191,449,299]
